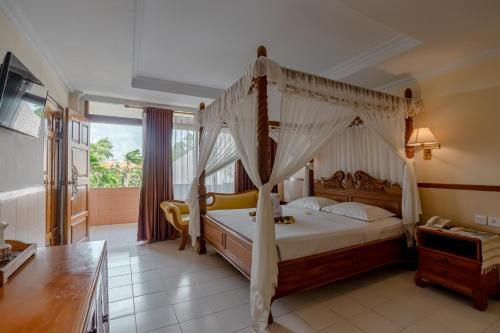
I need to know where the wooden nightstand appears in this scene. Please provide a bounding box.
[415,226,499,310]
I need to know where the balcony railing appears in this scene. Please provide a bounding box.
[88,187,140,226]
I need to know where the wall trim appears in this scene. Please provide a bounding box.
[0,186,45,202]
[418,183,500,193]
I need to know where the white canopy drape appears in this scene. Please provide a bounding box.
[355,108,421,243]
[205,127,238,176]
[187,108,223,246]
[190,56,422,330]
[315,125,404,184]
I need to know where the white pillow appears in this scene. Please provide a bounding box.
[287,196,338,211]
[321,202,395,222]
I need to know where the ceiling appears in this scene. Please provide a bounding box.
[2,0,500,109]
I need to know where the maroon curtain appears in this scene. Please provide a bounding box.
[235,159,257,192]
[137,107,174,242]
[234,137,277,193]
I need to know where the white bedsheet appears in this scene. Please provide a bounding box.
[207,206,404,261]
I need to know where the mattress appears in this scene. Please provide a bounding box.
[206,205,404,261]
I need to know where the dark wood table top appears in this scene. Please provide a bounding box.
[0,241,106,333]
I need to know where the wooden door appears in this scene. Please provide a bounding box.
[63,108,90,244]
[44,98,63,246]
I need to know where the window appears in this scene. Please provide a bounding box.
[206,163,235,193]
[172,115,236,200]
[172,114,196,200]
[89,122,143,188]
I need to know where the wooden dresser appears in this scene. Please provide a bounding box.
[0,241,108,333]
[415,226,499,310]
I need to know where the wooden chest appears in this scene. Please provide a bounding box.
[415,227,499,310]
[0,241,109,333]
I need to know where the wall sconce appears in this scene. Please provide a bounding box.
[407,127,441,160]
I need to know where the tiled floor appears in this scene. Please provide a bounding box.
[90,224,500,333]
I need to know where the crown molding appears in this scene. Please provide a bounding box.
[322,33,422,80]
[0,0,73,93]
[377,45,500,92]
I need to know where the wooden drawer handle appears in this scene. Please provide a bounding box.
[442,270,448,276]
[441,258,448,263]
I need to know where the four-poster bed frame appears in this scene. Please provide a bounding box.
[195,46,415,322]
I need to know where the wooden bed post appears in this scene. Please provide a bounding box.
[307,160,314,196]
[404,88,415,159]
[196,102,207,255]
[255,45,275,325]
[256,45,270,185]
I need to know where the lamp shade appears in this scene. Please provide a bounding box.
[407,127,438,146]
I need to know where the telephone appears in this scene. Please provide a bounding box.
[426,216,452,228]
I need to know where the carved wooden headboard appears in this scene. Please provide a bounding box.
[313,170,402,217]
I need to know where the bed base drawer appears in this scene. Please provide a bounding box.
[202,216,252,277]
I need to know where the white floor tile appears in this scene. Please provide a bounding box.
[149,324,182,333]
[196,275,249,296]
[348,310,402,333]
[406,317,456,333]
[109,314,136,333]
[109,285,133,302]
[295,303,343,330]
[109,265,132,277]
[133,279,165,297]
[274,312,315,333]
[168,284,203,303]
[180,314,229,333]
[162,274,194,289]
[134,291,172,314]
[132,270,161,284]
[216,303,253,332]
[188,267,237,284]
[131,261,158,273]
[484,319,500,333]
[109,274,132,288]
[135,306,178,333]
[206,287,250,313]
[372,298,429,328]
[91,225,500,333]
[323,295,367,318]
[346,286,389,308]
[277,292,317,313]
[110,298,135,319]
[173,298,213,322]
[319,320,364,333]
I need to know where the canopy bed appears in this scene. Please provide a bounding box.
[186,46,423,330]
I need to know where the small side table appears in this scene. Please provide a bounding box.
[415,226,500,310]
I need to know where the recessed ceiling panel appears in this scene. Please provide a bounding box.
[135,0,402,89]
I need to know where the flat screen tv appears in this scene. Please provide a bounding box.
[0,52,48,137]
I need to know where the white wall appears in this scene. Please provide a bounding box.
[392,54,500,232]
[0,7,70,245]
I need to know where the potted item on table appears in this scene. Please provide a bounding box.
[0,221,37,286]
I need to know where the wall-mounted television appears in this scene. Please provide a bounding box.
[0,52,48,137]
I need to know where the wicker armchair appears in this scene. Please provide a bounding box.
[159,200,190,250]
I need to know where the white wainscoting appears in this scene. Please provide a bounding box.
[0,186,46,248]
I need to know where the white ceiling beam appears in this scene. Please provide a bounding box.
[85,94,198,113]
[131,75,223,99]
